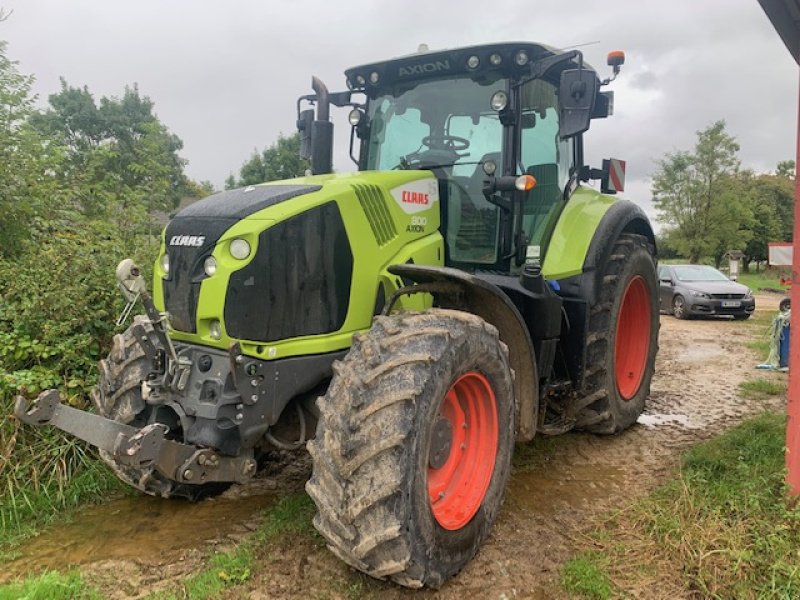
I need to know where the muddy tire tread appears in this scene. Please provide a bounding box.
[575,233,659,434]
[306,309,514,588]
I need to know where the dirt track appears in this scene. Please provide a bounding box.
[2,294,788,599]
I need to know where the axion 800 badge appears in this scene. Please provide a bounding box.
[390,178,439,215]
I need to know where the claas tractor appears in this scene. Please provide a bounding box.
[15,42,658,587]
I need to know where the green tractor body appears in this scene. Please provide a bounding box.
[15,42,658,587]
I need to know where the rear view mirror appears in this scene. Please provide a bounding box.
[297,109,314,160]
[558,69,598,139]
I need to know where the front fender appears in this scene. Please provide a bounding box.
[387,264,538,442]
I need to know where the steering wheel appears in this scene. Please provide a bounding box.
[422,134,470,152]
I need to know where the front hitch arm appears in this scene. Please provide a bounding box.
[14,390,256,484]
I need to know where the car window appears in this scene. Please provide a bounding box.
[673,265,729,282]
[658,266,669,280]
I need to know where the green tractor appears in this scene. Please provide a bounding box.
[16,42,658,587]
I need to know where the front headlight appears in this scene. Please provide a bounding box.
[203,256,217,277]
[744,288,754,299]
[229,238,251,260]
[160,253,170,275]
[689,290,710,299]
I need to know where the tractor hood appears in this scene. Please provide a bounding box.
[162,184,321,333]
[157,171,440,340]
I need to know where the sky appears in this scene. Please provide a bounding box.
[0,0,797,223]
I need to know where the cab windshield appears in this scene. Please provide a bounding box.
[365,76,506,265]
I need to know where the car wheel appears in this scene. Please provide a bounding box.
[672,295,688,320]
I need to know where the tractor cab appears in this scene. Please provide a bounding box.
[298,42,622,273]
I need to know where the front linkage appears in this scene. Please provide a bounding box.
[14,259,259,488]
[14,390,256,484]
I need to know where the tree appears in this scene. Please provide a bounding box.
[30,81,188,223]
[652,121,752,265]
[0,41,62,257]
[183,179,215,198]
[229,133,309,188]
[777,159,795,179]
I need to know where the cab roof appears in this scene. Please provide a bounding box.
[344,41,594,94]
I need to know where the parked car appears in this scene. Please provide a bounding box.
[658,264,755,320]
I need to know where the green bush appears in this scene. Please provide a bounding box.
[0,219,158,542]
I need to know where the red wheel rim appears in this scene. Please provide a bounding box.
[615,275,651,400]
[427,371,498,530]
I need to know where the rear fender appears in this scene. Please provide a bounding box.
[387,264,538,442]
[556,200,656,305]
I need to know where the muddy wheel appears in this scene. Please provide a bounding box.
[672,294,688,320]
[575,233,659,434]
[306,309,515,588]
[92,316,225,500]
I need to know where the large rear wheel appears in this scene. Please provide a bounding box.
[306,309,515,588]
[575,233,659,434]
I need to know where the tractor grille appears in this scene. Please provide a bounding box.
[224,202,353,343]
[710,293,745,300]
[354,184,398,246]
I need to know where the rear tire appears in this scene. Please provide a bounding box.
[92,316,225,500]
[306,309,515,588]
[575,233,659,434]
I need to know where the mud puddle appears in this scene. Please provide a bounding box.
[507,465,626,515]
[0,491,277,583]
[637,412,701,429]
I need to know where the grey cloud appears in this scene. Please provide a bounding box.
[0,0,796,195]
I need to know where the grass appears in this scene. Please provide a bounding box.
[0,570,100,600]
[254,491,319,543]
[737,270,789,293]
[179,546,253,600]
[561,552,612,600]
[563,413,800,598]
[145,492,320,600]
[739,378,788,398]
[746,337,772,358]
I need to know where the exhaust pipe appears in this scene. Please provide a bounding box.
[309,76,333,175]
[311,75,330,122]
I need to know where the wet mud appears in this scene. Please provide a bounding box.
[0,488,277,584]
[1,293,787,599]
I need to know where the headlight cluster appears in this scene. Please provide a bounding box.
[689,290,710,299]
[744,288,754,299]
[160,237,251,280]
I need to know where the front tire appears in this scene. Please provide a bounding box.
[92,316,225,500]
[575,233,659,434]
[672,295,688,320]
[306,309,515,588]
